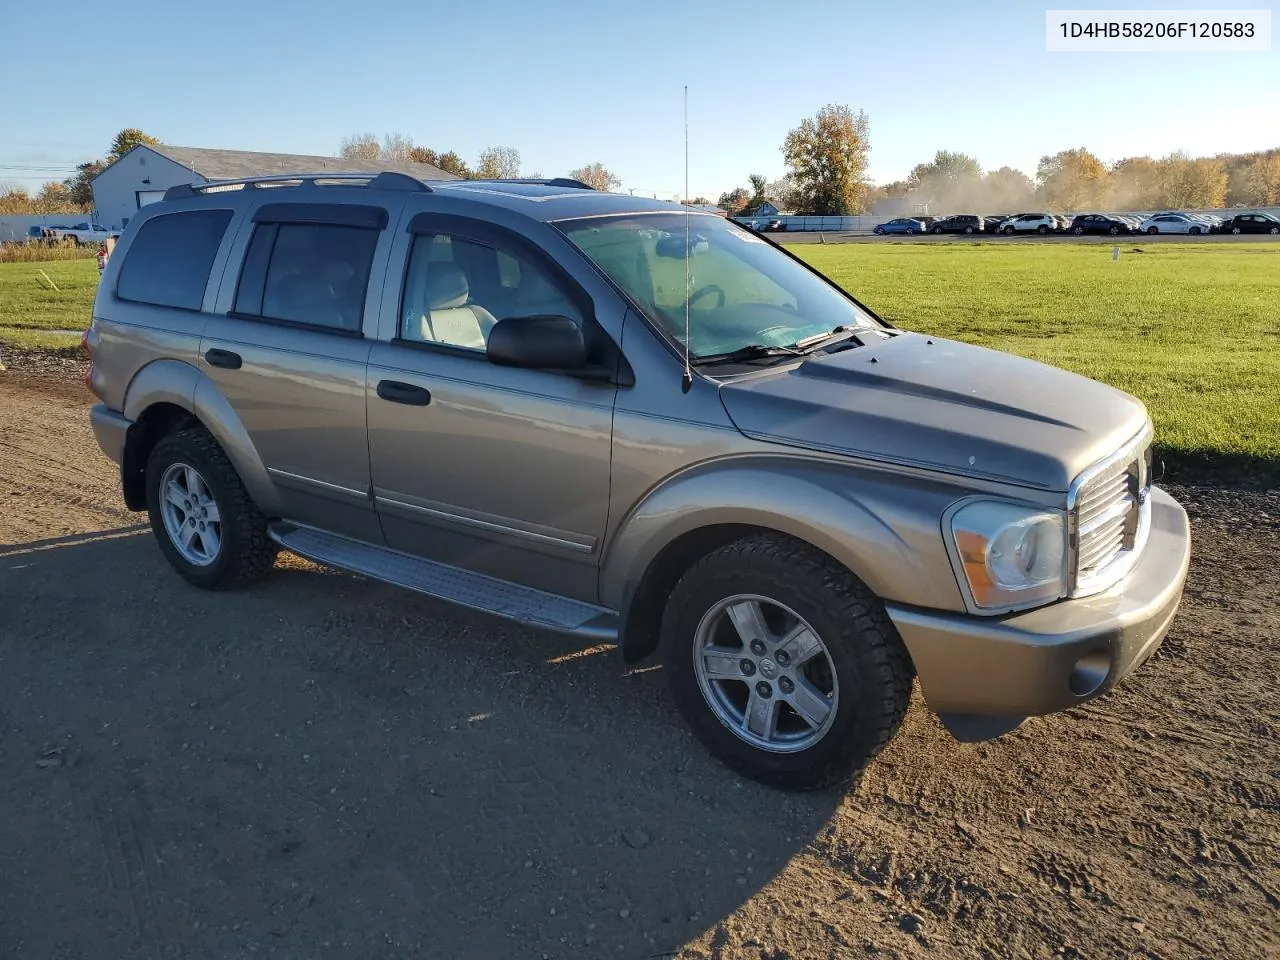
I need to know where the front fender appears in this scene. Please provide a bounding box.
[600,455,970,615]
[123,359,282,515]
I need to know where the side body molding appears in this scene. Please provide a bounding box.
[122,359,282,516]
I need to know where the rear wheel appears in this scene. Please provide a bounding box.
[1037,224,1048,234]
[1270,226,1279,235]
[145,427,277,589]
[661,534,913,790]
[1189,226,1201,235]
[906,227,916,235]
[1108,225,1119,235]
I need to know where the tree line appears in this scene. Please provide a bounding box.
[3,121,1278,220]
[710,104,1280,216]
[338,132,622,191]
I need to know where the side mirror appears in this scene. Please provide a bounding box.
[486,315,587,371]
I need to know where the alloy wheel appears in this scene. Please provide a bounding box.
[692,595,840,753]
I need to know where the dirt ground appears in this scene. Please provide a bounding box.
[1,355,1277,960]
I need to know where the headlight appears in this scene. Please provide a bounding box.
[948,500,1067,612]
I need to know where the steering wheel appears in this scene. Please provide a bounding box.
[686,284,726,310]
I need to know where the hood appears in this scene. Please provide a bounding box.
[717,332,1148,491]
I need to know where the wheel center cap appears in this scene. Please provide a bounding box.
[759,658,778,679]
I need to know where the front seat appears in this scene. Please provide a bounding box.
[419,263,497,350]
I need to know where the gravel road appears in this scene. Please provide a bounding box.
[1,357,1277,960]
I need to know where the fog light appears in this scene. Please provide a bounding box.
[1068,648,1112,697]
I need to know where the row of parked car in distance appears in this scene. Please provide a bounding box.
[874,210,1280,236]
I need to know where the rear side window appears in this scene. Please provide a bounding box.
[116,209,233,310]
[233,223,378,333]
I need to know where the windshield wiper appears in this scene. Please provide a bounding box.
[791,325,864,352]
[690,343,805,367]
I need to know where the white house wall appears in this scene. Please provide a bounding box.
[91,147,206,230]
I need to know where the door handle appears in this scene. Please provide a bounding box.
[377,380,432,406]
[205,348,242,370]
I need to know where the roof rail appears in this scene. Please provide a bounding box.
[163,170,433,201]
[461,177,596,190]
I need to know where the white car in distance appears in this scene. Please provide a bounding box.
[999,213,1058,235]
[1138,213,1211,235]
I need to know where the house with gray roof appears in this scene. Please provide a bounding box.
[91,144,461,230]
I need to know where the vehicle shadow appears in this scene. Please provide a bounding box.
[0,530,847,960]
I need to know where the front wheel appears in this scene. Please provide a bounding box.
[1231,226,1243,234]
[661,535,914,790]
[1146,226,1159,234]
[963,226,975,234]
[932,226,943,234]
[145,427,278,589]
[874,227,885,235]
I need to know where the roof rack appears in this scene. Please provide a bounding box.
[163,170,432,201]
[458,177,595,190]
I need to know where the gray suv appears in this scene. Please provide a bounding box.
[85,172,1191,789]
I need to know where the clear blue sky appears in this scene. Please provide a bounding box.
[1,0,1276,198]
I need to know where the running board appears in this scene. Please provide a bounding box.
[269,523,619,641]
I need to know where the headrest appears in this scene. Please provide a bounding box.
[426,263,469,310]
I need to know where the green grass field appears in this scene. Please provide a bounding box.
[1,243,1276,479]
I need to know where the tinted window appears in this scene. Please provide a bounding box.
[400,231,582,351]
[116,209,233,310]
[234,223,378,333]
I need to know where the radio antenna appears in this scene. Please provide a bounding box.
[681,84,693,394]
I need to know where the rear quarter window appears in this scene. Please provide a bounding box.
[116,209,233,311]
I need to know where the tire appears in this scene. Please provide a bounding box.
[932,226,943,234]
[906,227,916,235]
[964,226,975,234]
[145,427,277,590]
[1271,227,1279,235]
[1231,226,1242,234]
[1072,226,1084,235]
[1108,226,1119,235]
[874,227,885,235]
[1146,226,1158,234]
[1037,224,1048,234]
[660,534,914,790]
[1189,226,1201,235]
[1002,227,1014,235]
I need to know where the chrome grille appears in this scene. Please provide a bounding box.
[1070,426,1153,596]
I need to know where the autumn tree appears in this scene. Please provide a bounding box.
[1037,148,1107,210]
[905,151,984,210]
[980,167,1035,212]
[405,146,470,177]
[108,128,160,162]
[1241,153,1280,205]
[339,132,382,161]
[568,162,621,191]
[1108,156,1161,209]
[717,187,751,214]
[1157,152,1227,208]
[747,174,768,209]
[782,104,871,215]
[476,146,521,179]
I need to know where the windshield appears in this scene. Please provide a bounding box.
[557,213,877,359]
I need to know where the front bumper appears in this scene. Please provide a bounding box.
[90,404,131,466]
[887,486,1190,722]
